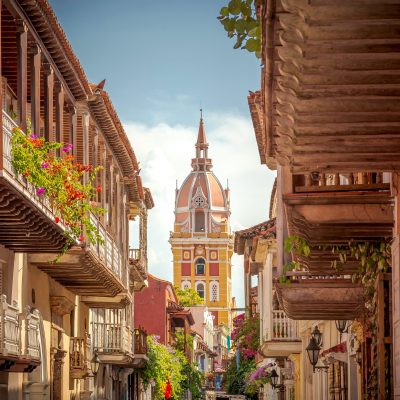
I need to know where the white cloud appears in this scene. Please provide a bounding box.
[124,113,276,307]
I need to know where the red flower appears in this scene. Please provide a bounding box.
[164,378,172,399]
[96,186,101,193]
[55,217,60,223]
[78,234,85,242]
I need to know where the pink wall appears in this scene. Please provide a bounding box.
[134,274,169,344]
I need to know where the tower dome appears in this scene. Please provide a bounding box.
[174,114,230,235]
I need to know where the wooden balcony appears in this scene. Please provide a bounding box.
[275,275,364,320]
[129,248,148,292]
[0,111,67,252]
[261,310,301,357]
[257,0,400,173]
[0,295,40,372]
[284,172,393,274]
[133,327,148,367]
[91,322,134,366]
[70,335,91,379]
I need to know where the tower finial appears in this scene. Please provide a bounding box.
[200,108,203,120]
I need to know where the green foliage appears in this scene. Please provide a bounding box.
[225,356,256,396]
[175,286,204,306]
[174,330,194,353]
[284,235,311,257]
[218,0,261,57]
[142,336,186,400]
[181,362,205,400]
[11,126,104,259]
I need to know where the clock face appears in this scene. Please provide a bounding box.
[193,196,206,208]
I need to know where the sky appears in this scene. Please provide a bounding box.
[49,0,276,306]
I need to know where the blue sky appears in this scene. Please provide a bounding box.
[50,0,260,125]
[50,0,275,306]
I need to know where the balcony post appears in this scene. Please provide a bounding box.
[69,106,78,158]
[16,20,27,132]
[44,64,54,141]
[0,0,2,170]
[30,44,41,136]
[82,112,89,185]
[55,82,64,147]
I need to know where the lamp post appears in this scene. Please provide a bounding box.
[90,356,100,376]
[306,337,328,373]
[335,320,348,342]
[311,325,322,347]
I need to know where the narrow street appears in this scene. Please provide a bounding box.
[0,1,397,400]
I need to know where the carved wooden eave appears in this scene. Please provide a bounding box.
[275,279,365,320]
[29,247,126,297]
[0,179,67,252]
[260,0,400,172]
[283,191,393,245]
[81,292,131,309]
[50,296,75,316]
[129,259,148,292]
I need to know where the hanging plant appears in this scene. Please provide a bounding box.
[11,125,105,258]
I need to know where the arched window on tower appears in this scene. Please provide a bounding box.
[210,281,219,302]
[196,281,205,299]
[195,258,205,275]
[195,210,205,232]
[181,280,191,290]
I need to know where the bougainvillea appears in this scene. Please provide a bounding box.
[231,313,260,359]
[11,126,104,257]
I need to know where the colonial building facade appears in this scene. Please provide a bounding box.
[0,1,153,399]
[170,116,234,327]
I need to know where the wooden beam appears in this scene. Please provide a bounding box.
[16,20,27,132]
[29,44,41,136]
[55,82,64,147]
[69,106,77,157]
[82,112,89,184]
[44,64,54,141]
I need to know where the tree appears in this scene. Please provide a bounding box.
[174,286,204,306]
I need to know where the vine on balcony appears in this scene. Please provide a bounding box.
[11,126,104,258]
[218,0,261,57]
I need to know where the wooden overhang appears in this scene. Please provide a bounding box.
[129,257,148,292]
[0,355,40,373]
[275,278,365,320]
[257,0,400,173]
[283,188,393,274]
[28,248,126,297]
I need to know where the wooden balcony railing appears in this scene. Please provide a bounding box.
[0,295,40,371]
[294,172,389,193]
[270,310,299,341]
[0,294,20,357]
[70,334,91,379]
[91,322,133,355]
[133,327,147,355]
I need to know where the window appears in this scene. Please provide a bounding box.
[181,280,191,290]
[210,281,219,302]
[193,196,206,208]
[195,211,205,232]
[196,282,205,299]
[195,258,205,275]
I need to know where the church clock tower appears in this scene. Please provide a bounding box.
[170,114,234,327]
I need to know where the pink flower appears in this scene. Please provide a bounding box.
[78,234,85,242]
[30,134,38,139]
[41,162,49,169]
[36,187,45,196]
[62,143,73,153]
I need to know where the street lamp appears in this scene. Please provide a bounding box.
[306,337,328,373]
[90,356,100,376]
[335,320,348,341]
[270,369,284,391]
[311,325,322,347]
